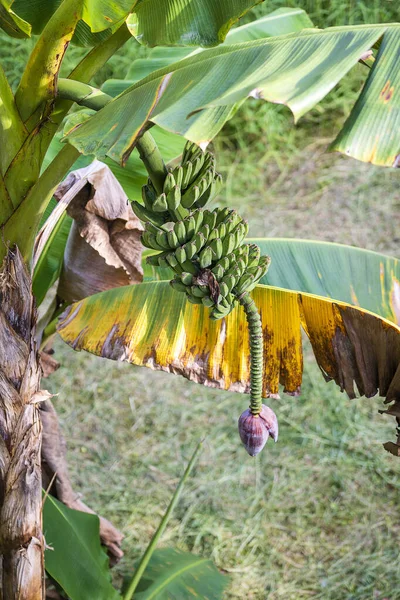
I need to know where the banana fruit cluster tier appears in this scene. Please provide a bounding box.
[132,141,271,320]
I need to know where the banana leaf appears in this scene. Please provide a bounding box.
[57,241,400,418]
[129,0,263,47]
[109,7,314,87]
[132,549,227,600]
[4,0,261,45]
[43,494,120,600]
[65,23,400,168]
[102,7,314,156]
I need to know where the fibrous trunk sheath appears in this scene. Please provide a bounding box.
[0,247,44,599]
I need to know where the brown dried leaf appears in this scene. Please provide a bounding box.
[40,350,60,379]
[56,161,143,303]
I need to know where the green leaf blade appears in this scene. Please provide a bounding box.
[132,549,228,600]
[65,25,390,165]
[43,495,121,600]
[332,26,400,167]
[0,0,31,38]
[129,0,262,47]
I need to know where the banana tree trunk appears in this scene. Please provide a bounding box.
[0,247,44,599]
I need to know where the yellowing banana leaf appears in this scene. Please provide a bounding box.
[57,282,400,408]
[65,24,400,167]
[253,239,400,325]
[129,0,263,47]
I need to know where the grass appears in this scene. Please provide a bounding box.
[48,339,400,600]
[2,1,400,598]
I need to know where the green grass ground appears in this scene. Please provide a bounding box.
[2,1,400,598]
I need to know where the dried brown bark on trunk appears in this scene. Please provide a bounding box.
[0,247,44,599]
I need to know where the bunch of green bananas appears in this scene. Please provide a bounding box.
[132,141,270,320]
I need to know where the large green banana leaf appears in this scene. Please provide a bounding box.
[105,7,313,87]
[57,240,400,410]
[101,7,314,158]
[129,0,263,47]
[44,494,120,600]
[2,0,261,45]
[65,23,400,167]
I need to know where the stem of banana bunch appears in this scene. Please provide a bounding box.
[238,292,263,415]
[56,79,167,193]
[57,78,265,418]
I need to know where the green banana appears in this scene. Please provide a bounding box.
[144,222,162,237]
[219,282,229,298]
[175,246,187,265]
[190,154,205,181]
[141,231,165,251]
[182,161,193,188]
[181,185,200,209]
[184,240,197,261]
[170,279,187,293]
[166,253,179,269]
[202,296,215,308]
[210,238,223,261]
[152,193,169,213]
[191,285,208,298]
[167,229,179,249]
[166,186,181,212]
[172,165,184,188]
[183,216,196,239]
[181,272,194,286]
[221,274,237,291]
[174,220,187,244]
[163,173,175,196]
[211,264,225,280]
[199,246,214,269]
[197,223,210,241]
[155,230,170,250]
[192,209,204,234]
[132,201,165,227]
[220,256,231,271]
[142,184,157,211]
[235,273,255,295]
[202,209,217,230]
[222,233,236,256]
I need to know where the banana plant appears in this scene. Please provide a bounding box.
[0,0,400,598]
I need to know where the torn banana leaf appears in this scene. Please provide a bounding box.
[57,282,400,403]
[66,24,400,167]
